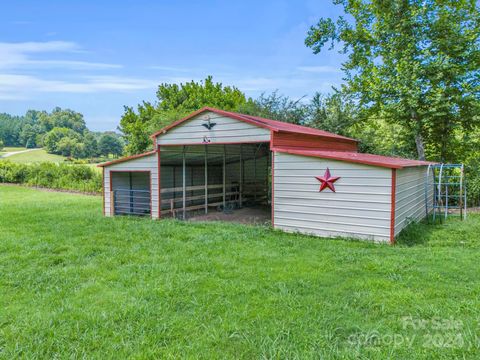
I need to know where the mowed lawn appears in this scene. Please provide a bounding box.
[3,148,66,163]
[0,186,479,359]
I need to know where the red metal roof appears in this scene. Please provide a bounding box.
[273,147,434,169]
[97,150,157,167]
[150,106,358,143]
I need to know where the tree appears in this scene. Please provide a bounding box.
[119,76,249,154]
[120,103,157,155]
[19,124,42,148]
[43,128,80,154]
[39,107,86,133]
[98,133,123,157]
[0,113,24,146]
[57,137,78,157]
[305,0,480,161]
[0,139,3,151]
[308,92,358,136]
[239,91,310,125]
[82,131,99,158]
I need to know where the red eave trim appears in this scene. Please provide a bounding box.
[97,150,157,167]
[390,169,397,244]
[272,147,435,169]
[157,147,161,219]
[275,129,359,144]
[149,106,359,144]
[150,106,273,139]
[272,147,405,169]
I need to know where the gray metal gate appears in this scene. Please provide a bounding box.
[425,164,466,222]
[113,189,151,216]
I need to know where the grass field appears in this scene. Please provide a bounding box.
[0,146,25,156]
[0,185,479,358]
[2,148,66,163]
[1,146,26,152]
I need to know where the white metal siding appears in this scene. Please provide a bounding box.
[104,153,159,218]
[394,166,429,236]
[156,111,271,145]
[273,152,392,242]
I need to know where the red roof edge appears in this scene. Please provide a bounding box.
[149,106,359,143]
[97,150,157,167]
[272,147,435,169]
[149,106,273,139]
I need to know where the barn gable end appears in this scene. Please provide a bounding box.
[103,153,159,218]
[155,111,271,145]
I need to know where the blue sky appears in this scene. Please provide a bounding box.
[0,0,346,131]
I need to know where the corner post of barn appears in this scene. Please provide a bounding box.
[182,145,186,220]
[204,145,208,214]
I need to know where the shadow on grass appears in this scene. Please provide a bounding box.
[395,217,442,247]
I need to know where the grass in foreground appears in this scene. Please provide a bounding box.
[0,185,479,359]
[4,148,66,163]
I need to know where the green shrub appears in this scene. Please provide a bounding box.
[0,160,101,193]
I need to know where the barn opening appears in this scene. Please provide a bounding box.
[159,143,271,223]
[110,171,151,216]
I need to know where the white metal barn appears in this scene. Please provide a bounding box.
[99,107,433,244]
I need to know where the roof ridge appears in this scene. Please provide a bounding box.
[150,106,358,143]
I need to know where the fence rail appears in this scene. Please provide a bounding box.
[113,188,151,216]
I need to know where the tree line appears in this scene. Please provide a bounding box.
[0,108,123,159]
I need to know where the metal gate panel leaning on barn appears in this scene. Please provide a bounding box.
[98,106,434,243]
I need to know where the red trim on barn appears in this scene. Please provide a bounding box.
[150,107,273,139]
[157,147,161,219]
[97,150,157,167]
[150,106,358,143]
[271,131,358,152]
[390,169,397,244]
[272,147,434,169]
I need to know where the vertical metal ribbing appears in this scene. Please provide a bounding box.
[182,145,186,220]
[266,146,270,204]
[239,144,243,208]
[204,145,208,214]
[129,172,133,214]
[254,146,257,203]
[223,144,226,209]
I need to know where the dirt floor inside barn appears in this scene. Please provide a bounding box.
[188,206,271,225]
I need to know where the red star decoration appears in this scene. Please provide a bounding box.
[315,168,340,192]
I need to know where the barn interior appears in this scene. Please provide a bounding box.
[159,143,271,223]
[110,171,151,216]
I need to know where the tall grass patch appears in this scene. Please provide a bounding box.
[0,160,101,193]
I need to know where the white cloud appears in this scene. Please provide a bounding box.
[0,41,153,99]
[0,41,121,70]
[297,65,340,73]
[149,65,195,72]
[0,74,157,98]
